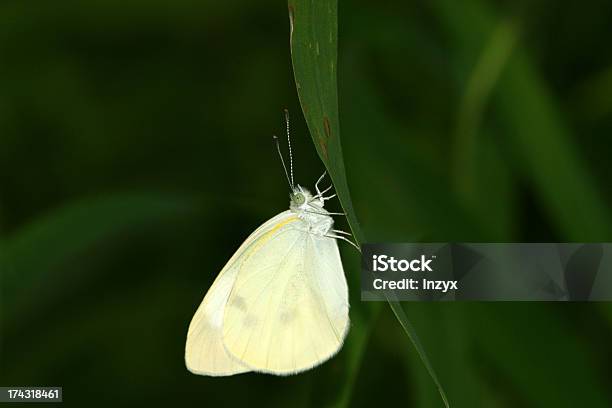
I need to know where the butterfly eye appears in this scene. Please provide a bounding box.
[293,193,305,205]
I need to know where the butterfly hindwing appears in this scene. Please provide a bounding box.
[184,265,249,376]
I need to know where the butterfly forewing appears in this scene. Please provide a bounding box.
[222,216,349,375]
[185,211,294,376]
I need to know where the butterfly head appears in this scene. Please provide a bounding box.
[290,185,324,212]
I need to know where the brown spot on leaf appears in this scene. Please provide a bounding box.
[323,116,331,139]
[319,137,328,160]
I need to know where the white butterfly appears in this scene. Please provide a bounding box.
[185,112,355,376]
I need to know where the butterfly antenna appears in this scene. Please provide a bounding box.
[284,109,294,188]
[273,135,294,190]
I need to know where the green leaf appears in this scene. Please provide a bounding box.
[288,1,449,406]
[287,0,362,244]
[387,301,450,408]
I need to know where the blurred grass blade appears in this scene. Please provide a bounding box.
[288,1,449,407]
[432,0,612,240]
[0,192,195,317]
[451,19,520,240]
[475,305,609,406]
[453,19,519,204]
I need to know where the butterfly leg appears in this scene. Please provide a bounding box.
[314,171,327,196]
[305,209,346,216]
[315,186,333,199]
[314,171,337,200]
[322,193,336,201]
[325,233,361,252]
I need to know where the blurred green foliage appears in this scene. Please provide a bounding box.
[1,0,611,407]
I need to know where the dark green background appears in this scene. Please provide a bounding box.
[1,0,612,407]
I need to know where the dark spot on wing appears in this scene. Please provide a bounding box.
[279,311,295,325]
[231,296,247,312]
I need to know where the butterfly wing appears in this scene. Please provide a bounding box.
[185,210,295,376]
[222,223,349,375]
